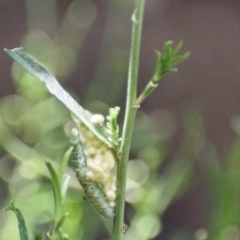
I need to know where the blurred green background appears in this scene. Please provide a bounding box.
[1,0,240,239]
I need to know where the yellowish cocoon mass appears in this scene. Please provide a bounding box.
[73,113,117,206]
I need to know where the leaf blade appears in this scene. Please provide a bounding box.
[46,161,62,221]
[5,47,111,148]
[58,147,72,182]
[4,201,29,240]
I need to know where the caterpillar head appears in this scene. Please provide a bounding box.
[69,128,80,146]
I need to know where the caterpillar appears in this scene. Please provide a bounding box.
[69,128,115,218]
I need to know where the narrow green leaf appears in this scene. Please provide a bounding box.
[136,40,190,106]
[61,174,70,204]
[54,212,69,234]
[106,107,121,150]
[169,56,186,66]
[160,56,168,74]
[164,40,174,50]
[172,40,183,57]
[5,48,111,148]
[164,42,173,63]
[4,201,29,240]
[170,52,191,66]
[58,147,73,182]
[166,68,178,73]
[153,51,163,81]
[46,162,62,220]
[183,51,191,59]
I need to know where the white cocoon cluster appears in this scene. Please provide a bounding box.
[76,114,117,206]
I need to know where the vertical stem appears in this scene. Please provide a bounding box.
[112,0,145,239]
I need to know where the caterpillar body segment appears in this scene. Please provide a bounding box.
[76,173,115,218]
[69,128,87,176]
[69,128,115,218]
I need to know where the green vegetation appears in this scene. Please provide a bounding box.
[1,1,239,240]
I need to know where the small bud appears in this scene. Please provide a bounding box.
[109,201,116,208]
[86,171,93,178]
[106,190,116,201]
[91,114,105,124]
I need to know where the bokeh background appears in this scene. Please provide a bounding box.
[1,0,240,239]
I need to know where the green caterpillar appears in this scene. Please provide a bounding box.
[69,128,115,218]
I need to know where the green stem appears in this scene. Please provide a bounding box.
[112,0,145,239]
[135,78,160,106]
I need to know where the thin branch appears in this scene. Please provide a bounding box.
[112,0,145,239]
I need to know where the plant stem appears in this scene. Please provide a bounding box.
[112,0,145,239]
[135,79,159,106]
